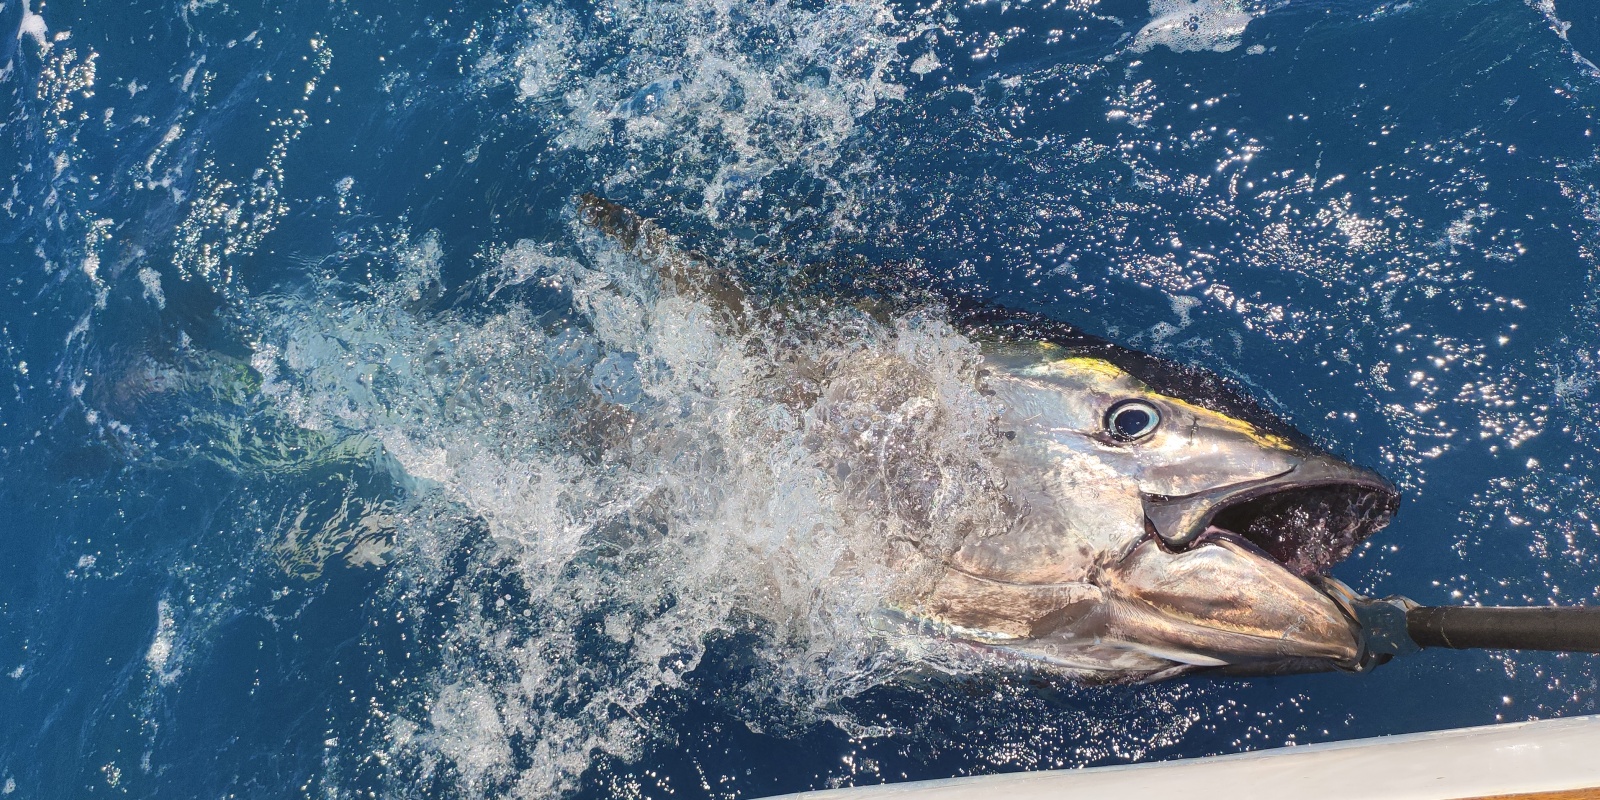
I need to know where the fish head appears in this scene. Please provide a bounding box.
[913,341,1398,679]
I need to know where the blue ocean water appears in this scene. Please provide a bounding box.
[3,0,1600,797]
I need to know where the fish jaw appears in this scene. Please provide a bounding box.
[1040,456,1396,675]
[916,533,1364,677]
[1098,534,1362,669]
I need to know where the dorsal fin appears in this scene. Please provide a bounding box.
[576,194,749,325]
[574,194,1307,448]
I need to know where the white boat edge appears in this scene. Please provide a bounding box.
[756,715,1600,800]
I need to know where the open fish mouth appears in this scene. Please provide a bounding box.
[1143,455,1400,580]
[907,456,1402,677]
[1200,480,1400,578]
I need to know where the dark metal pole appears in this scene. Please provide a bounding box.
[1406,606,1600,653]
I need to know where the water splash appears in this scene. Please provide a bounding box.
[242,217,1046,794]
[471,0,910,236]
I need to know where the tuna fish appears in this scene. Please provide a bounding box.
[578,195,1399,682]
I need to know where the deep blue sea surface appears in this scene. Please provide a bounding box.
[4,0,1600,797]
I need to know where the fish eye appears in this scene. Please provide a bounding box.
[1105,400,1161,442]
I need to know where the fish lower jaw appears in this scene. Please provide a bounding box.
[974,635,1211,680]
[876,604,1350,682]
[875,604,1223,679]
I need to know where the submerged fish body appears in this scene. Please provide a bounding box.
[578,195,1399,682]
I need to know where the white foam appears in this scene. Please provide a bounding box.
[17,0,46,48]
[426,683,515,793]
[1527,0,1600,77]
[1133,0,1256,54]
[146,599,180,684]
[138,267,166,308]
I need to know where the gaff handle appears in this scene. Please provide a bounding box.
[1407,605,1600,653]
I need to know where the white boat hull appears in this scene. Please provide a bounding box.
[760,715,1600,800]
